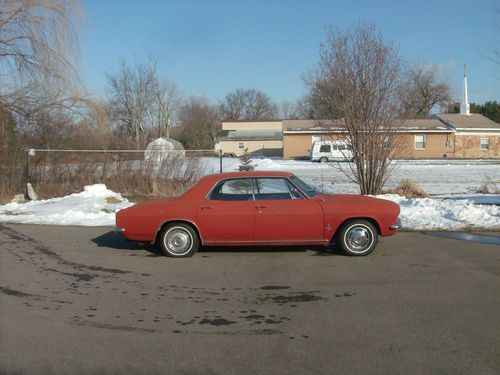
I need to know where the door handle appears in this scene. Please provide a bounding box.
[255,205,267,209]
[200,206,213,210]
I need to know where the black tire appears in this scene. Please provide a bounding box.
[319,157,329,163]
[338,219,378,256]
[159,223,199,258]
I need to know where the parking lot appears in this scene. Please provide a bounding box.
[1,223,499,374]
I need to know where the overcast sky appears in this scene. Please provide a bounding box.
[80,0,500,105]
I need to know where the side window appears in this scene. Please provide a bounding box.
[255,178,294,200]
[319,145,330,153]
[209,179,253,201]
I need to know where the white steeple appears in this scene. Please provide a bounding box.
[460,64,470,116]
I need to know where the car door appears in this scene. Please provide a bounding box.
[253,177,324,242]
[196,178,255,243]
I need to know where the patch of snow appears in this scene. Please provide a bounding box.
[375,194,500,230]
[0,184,132,226]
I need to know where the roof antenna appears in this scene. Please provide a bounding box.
[460,64,470,116]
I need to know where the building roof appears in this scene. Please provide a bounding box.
[283,118,453,133]
[400,119,451,132]
[434,113,500,130]
[283,119,341,132]
[218,129,282,141]
[222,119,283,123]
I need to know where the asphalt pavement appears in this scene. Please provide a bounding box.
[0,223,499,374]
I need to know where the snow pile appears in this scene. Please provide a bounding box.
[0,184,133,226]
[376,194,500,230]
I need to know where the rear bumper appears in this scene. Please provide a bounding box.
[389,219,402,231]
[114,227,125,234]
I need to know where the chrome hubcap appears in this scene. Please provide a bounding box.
[346,227,371,251]
[166,229,191,254]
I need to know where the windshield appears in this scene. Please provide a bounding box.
[289,175,318,198]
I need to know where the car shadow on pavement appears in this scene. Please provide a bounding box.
[90,231,162,256]
[200,244,345,256]
[90,231,345,257]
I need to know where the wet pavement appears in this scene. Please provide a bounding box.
[423,231,500,245]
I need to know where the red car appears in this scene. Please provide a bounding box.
[115,171,401,257]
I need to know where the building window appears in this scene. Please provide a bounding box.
[238,142,245,149]
[480,138,489,150]
[414,134,426,150]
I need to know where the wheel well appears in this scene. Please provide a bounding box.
[154,220,202,245]
[331,217,381,243]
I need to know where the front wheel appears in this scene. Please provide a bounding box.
[338,220,378,256]
[319,157,329,163]
[159,223,199,257]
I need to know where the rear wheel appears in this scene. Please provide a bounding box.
[159,223,199,257]
[338,220,378,256]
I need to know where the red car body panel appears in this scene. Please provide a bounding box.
[115,171,400,246]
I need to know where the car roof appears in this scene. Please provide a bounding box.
[202,170,293,182]
[182,171,295,199]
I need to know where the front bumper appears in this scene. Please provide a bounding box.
[389,219,402,231]
[114,227,125,234]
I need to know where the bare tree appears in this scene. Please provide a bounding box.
[306,25,407,195]
[279,100,302,119]
[149,78,181,139]
[179,97,219,149]
[107,59,157,147]
[219,88,278,120]
[403,63,451,117]
[0,0,81,113]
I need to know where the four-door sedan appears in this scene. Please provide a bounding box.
[115,171,401,257]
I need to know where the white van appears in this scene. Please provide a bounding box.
[309,141,353,162]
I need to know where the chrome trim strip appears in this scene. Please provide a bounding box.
[203,239,328,244]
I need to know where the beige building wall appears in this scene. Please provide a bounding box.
[219,139,283,157]
[222,121,283,131]
[394,133,453,159]
[284,132,457,159]
[283,134,313,159]
[452,134,500,158]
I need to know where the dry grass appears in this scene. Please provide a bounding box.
[0,152,207,203]
[384,179,428,198]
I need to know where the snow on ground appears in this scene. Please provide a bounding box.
[0,158,498,229]
[0,184,132,226]
[375,194,500,231]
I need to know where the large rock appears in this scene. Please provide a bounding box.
[11,194,26,203]
[27,183,38,201]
